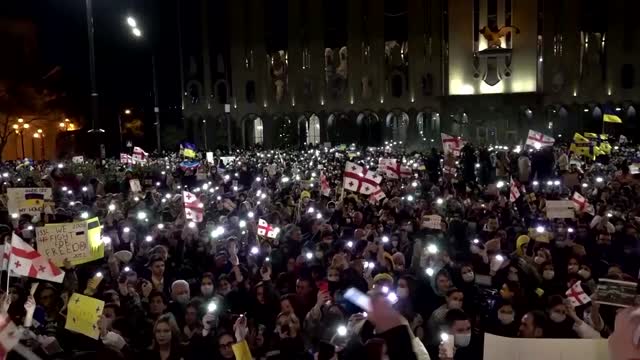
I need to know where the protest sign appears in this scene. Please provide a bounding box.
[72,156,84,164]
[546,200,575,219]
[483,333,609,360]
[129,179,142,193]
[36,218,103,266]
[65,293,104,339]
[219,156,236,165]
[206,152,214,164]
[7,188,52,217]
[422,215,442,230]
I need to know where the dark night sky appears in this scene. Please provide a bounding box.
[1,0,182,147]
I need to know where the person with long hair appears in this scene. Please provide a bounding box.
[143,314,183,360]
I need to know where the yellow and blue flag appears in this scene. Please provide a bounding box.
[573,133,590,144]
[603,106,622,123]
[180,142,197,158]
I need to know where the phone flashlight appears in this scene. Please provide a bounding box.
[426,267,434,276]
[382,236,389,243]
[306,252,313,260]
[427,244,438,254]
[441,333,454,358]
[207,302,217,313]
[336,325,347,337]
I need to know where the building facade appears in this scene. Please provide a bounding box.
[177,0,640,150]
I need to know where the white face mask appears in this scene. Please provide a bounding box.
[534,256,545,265]
[497,312,515,325]
[454,332,471,347]
[578,269,591,279]
[568,265,579,273]
[542,270,555,280]
[550,311,566,323]
[448,300,463,310]
[200,285,214,296]
[507,273,519,282]
[462,272,475,283]
[397,287,409,299]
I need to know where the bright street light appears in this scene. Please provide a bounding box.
[132,28,142,37]
[126,17,137,28]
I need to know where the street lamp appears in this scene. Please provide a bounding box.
[12,122,30,159]
[125,15,161,152]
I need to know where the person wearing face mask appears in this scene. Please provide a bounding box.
[395,275,425,341]
[168,280,190,328]
[428,288,464,346]
[438,309,476,360]
[488,301,518,337]
[455,265,480,316]
[196,273,216,302]
[538,262,562,299]
[544,295,579,338]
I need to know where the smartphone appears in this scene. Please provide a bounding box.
[318,280,329,294]
[344,287,372,312]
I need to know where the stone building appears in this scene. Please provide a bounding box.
[177,0,640,150]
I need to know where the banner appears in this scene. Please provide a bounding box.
[483,334,609,360]
[546,200,575,219]
[36,217,104,266]
[423,215,442,230]
[219,156,236,165]
[7,188,53,217]
[65,293,104,339]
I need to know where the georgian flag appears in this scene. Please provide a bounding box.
[525,130,555,148]
[132,147,148,163]
[509,178,521,203]
[257,219,280,239]
[368,187,386,204]
[572,192,594,215]
[565,281,591,307]
[378,158,412,179]
[120,153,133,165]
[183,191,204,223]
[320,172,331,197]
[8,233,65,283]
[343,162,382,195]
[441,133,466,157]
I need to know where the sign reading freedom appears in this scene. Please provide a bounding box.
[36,218,103,266]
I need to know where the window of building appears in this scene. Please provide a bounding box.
[246,81,256,103]
[253,117,264,145]
[306,115,321,145]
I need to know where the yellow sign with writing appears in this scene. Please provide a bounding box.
[65,293,104,339]
[36,217,103,266]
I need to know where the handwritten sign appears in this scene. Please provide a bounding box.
[65,293,104,339]
[36,218,103,266]
[483,334,609,360]
[129,179,142,193]
[546,200,575,219]
[7,188,52,217]
[422,215,442,230]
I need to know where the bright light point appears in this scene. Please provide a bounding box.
[108,204,116,211]
[381,286,389,294]
[62,187,68,191]
[533,181,539,186]
[260,193,266,199]
[436,198,444,205]
[216,196,222,201]
[427,244,438,254]
[534,142,542,150]
[568,228,574,233]
[132,27,142,37]
[553,180,560,186]
[134,196,140,201]
[82,186,88,192]
[188,221,196,229]
[96,272,103,278]
[386,292,398,303]
[473,239,479,244]
[123,227,130,233]
[224,175,230,181]
[412,181,418,187]
[347,241,353,248]
[607,213,613,218]
[57,163,64,169]
[496,181,505,188]
[1,173,7,178]
[596,177,603,183]
[407,195,414,201]
[80,212,89,219]
[382,236,389,243]
[316,213,322,219]
[308,207,315,213]
[496,255,504,262]
[441,333,449,341]
[256,177,261,182]
[306,252,313,260]
[239,220,246,228]
[247,211,255,218]
[536,226,545,233]
[124,266,131,272]
[165,194,171,199]
[157,223,164,230]
[233,186,238,191]
[426,267,434,276]
[281,177,290,183]
[207,302,217,313]
[137,211,147,220]
[126,17,137,27]
[337,325,347,336]
[582,183,588,188]
[145,235,153,242]
[250,246,259,255]
[546,181,553,186]
[102,236,111,244]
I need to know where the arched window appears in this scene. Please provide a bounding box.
[253,117,264,145]
[386,112,409,142]
[306,115,321,144]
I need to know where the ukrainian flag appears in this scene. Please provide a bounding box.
[570,142,594,158]
[583,132,599,140]
[573,133,590,144]
[181,142,197,158]
[603,106,622,123]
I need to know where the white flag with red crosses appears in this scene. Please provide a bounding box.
[257,219,280,239]
[565,281,591,307]
[183,191,204,223]
[343,162,382,195]
[441,133,465,157]
[8,233,65,283]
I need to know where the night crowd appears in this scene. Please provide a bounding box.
[1,139,639,360]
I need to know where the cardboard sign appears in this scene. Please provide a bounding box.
[483,334,609,360]
[36,218,104,266]
[129,179,142,193]
[423,215,442,230]
[72,156,84,164]
[219,156,235,165]
[65,293,104,339]
[7,188,53,217]
[206,152,214,164]
[546,200,575,219]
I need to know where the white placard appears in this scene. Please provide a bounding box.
[423,215,442,230]
[219,156,235,165]
[129,179,142,193]
[483,334,609,360]
[7,188,53,217]
[546,200,575,219]
[206,152,214,164]
[72,156,84,164]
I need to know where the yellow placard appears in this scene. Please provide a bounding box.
[36,217,104,266]
[65,293,104,339]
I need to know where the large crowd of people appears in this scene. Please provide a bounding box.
[0,139,639,360]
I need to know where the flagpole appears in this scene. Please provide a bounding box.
[5,234,12,295]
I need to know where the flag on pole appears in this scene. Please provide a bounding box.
[181,142,197,158]
[368,187,386,203]
[8,233,65,283]
[572,192,594,215]
[257,219,280,239]
[132,147,148,163]
[603,106,622,123]
[320,172,331,197]
[441,133,465,157]
[378,159,412,179]
[565,281,591,307]
[0,314,19,359]
[183,191,204,223]
[509,179,521,203]
[525,130,555,148]
[343,162,383,195]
